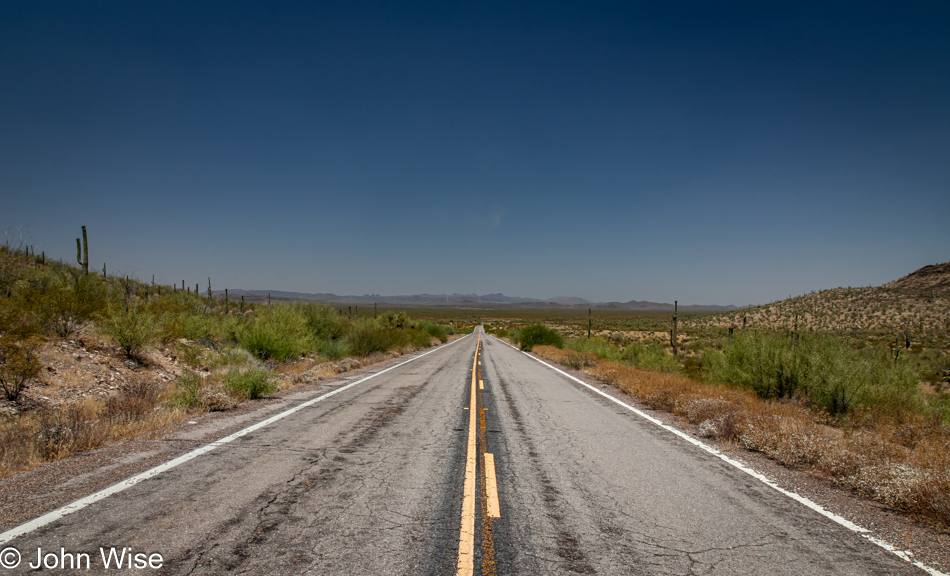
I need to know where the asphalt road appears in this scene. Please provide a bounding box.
[2,328,928,575]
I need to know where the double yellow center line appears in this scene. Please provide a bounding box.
[457,335,500,576]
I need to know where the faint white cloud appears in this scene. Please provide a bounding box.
[488,206,507,229]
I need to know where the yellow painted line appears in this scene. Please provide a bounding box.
[457,336,480,576]
[479,379,484,390]
[484,453,500,518]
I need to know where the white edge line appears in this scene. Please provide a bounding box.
[0,334,472,546]
[487,335,947,576]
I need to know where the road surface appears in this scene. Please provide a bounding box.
[0,328,929,574]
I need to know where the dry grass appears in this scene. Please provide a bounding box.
[533,345,950,527]
[0,378,180,477]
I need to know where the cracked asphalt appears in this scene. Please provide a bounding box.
[3,328,926,575]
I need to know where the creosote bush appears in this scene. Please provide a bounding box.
[0,301,43,401]
[0,334,41,402]
[514,323,564,351]
[704,332,920,417]
[101,303,158,358]
[419,322,449,343]
[346,319,402,356]
[38,272,107,338]
[225,367,276,400]
[168,371,202,410]
[240,304,311,361]
[297,302,348,341]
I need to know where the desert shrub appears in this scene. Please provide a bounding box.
[0,416,38,476]
[346,319,400,356]
[418,322,448,343]
[101,303,158,358]
[704,332,921,416]
[297,302,349,341]
[621,340,680,373]
[406,329,433,349]
[207,346,256,371]
[104,378,164,420]
[514,324,564,351]
[380,311,412,329]
[0,301,43,401]
[158,309,245,344]
[33,272,108,338]
[240,304,311,361]
[563,351,597,370]
[168,371,203,410]
[316,337,347,359]
[0,334,41,402]
[156,312,187,344]
[565,337,622,362]
[198,387,238,411]
[225,367,276,400]
[35,402,103,460]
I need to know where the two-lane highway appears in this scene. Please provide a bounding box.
[0,327,934,574]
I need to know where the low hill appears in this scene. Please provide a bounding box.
[691,260,950,337]
[886,261,950,297]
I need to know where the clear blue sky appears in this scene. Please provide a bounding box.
[2,1,948,305]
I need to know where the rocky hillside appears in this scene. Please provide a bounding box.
[886,261,950,297]
[690,260,950,338]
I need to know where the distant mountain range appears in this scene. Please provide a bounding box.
[217,289,738,311]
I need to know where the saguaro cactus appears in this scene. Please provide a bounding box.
[670,300,679,357]
[75,226,89,275]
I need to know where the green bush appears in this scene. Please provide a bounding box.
[565,337,622,362]
[407,329,433,349]
[418,322,448,343]
[703,332,920,416]
[224,367,276,400]
[380,311,411,329]
[316,337,347,359]
[240,304,311,361]
[514,324,564,351]
[296,302,349,341]
[0,301,42,402]
[158,311,237,343]
[168,371,202,410]
[346,319,401,356]
[101,304,158,358]
[39,272,107,338]
[621,340,680,373]
[565,336,679,373]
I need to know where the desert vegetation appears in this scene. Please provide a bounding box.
[477,273,950,527]
[3,230,948,527]
[0,235,455,477]
[531,344,949,526]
